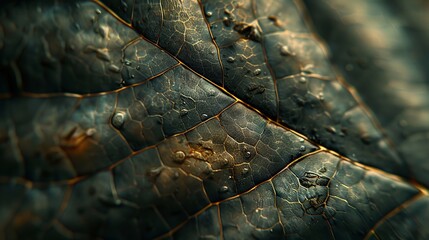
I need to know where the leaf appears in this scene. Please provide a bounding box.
[0,0,428,239]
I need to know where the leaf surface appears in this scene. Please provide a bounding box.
[0,0,428,239]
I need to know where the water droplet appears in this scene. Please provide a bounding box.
[173,171,180,179]
[219,185,229,192]
[223,17,231,27]
[361,134,372,144]
[85,128,96,136]
[123,59,132,66]
[112,112,125,128]
[180,109,188,116]
[318,92,324,101]
[108,64,121,73]
[299,77,307,83]
[241,167,249,175]
[136,65,140,70]
[244,151,252,159]
[130,74,135,79]
[201,113,209,120]
[221,158,229,166]
[228,175,233,179]
[148,167,163,177]
[340,128,348,137]
[299,145,306,152]
[173,151,186,163]
[227,56,235,63]
[206,11,213,17]
[298,137,304,143]
[325,126,336,134]
[253,68,261,76]
[95,49,111,62]
[208,89,216,96]
[95,9,102,14]
[280,45,291,56]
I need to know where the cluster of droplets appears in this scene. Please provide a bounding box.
[298,137,306,152]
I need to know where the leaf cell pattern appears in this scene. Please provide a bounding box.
[0,0,429,239]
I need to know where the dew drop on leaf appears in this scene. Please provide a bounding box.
[253,68,261,76]
[280,45,291,56]
[174,151,186,163]
[123,59,131,66]
[108,64,120,73]
[112,112,125,128]
[221,158,229,166]
[219,185,229,192]
[227,56,235,63]
[85,128,96,137]
[201,113,209,120]
[180,109,188,116]
[208,89,216,96]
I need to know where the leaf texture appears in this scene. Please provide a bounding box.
[0,0,428,239]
